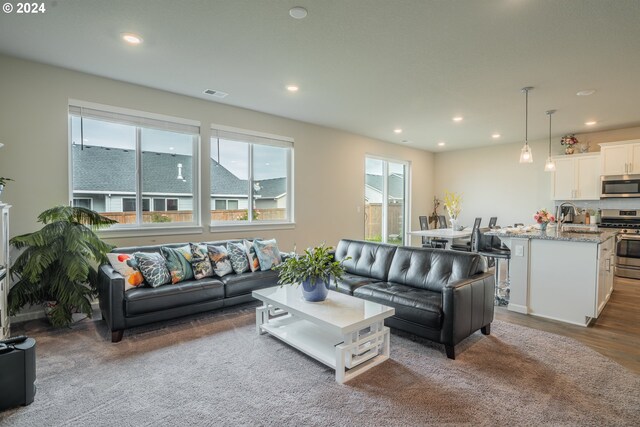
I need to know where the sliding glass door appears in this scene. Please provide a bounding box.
[364,157,409,245]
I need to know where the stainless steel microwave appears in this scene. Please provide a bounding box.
[601,175,640,198]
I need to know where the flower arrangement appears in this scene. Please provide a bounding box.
[560,134,579,146]
[534,209,555,224]
[443,190,462,220]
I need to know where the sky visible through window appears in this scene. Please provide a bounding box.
[71,117,286,180]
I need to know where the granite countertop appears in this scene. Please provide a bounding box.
[486,227,617,243]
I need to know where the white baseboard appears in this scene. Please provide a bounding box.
[11,301,100,323]
[507,303,528,314]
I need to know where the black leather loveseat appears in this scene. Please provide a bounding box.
[98,240,280,342]
[331,239,495,359]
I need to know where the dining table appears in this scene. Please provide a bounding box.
[407,228,473,249]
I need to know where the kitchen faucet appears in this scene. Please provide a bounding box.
[556,202,582,226]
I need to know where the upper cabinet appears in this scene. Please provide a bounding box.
[600,140,640,176]
[552,153,600,200]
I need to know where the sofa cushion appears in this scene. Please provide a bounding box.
[106,253,145,291]
[134,252,171,288]
[124,277,225,316]
[254,239,282,271]
[387,247,483,292]
[161,245,194,284]
[190,243,214,280]
[334,239,397,281]
[354,282,442,329]
[207,244,234,277]
[328,273,380,295]
[220,269,279,298]
[243,240,261,272]
[227,242,250,274]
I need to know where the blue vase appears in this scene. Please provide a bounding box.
[301,278,329,302]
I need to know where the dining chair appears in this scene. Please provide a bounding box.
[438,215,447,229]
[451,217,482,252]
[489,217,498,228]
[419,215,447,249]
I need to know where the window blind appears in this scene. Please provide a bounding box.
[69,105,200,135]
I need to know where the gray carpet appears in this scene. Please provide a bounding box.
[2,304,639,426]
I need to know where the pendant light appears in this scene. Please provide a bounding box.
[519,86,534,163]
[544,110,557,172]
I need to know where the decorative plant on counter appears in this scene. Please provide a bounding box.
[9,206,117,327]
[534,208,555,232]
[273,244,350,302]
[560,134,579,155]
[443,190,463,229]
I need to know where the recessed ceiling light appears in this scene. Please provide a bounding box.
[289,6,308,19]
[394,129,402,134]
[438,142,446,146]
[585,121,597,126]
[452,116,463,122]
[492,133,501,139]
[286,85,299,92]
[576,89,596,96]
[121,33,143,45]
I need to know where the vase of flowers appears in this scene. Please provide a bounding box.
[443,190,462,230]
[534,209,555,232]
[561,134,579,155]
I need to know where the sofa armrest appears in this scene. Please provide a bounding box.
[441,271,495,346]
[97,264,126,332]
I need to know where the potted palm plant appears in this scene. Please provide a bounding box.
[9,205,116,327]
[274,244,349,302]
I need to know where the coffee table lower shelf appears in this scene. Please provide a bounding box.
[256,308,390,384]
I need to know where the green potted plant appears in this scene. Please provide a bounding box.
[9,205,117,327]
[273,244,349,302]
[0,177,12,198]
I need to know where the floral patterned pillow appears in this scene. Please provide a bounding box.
[189,243,214,280]
[207,244,233,277]
[227,242,250,274]
[253,239,282,271]
[243,239,261,272]
[107,253,145,291]
[161,245,194,284]
[134,252,171,288]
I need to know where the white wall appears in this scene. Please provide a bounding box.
[434,127,640,228]
[0,55,434,250]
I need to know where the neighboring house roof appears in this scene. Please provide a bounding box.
[73,144,285,198]
[364,173,405,202]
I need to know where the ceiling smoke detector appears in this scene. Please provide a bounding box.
[289,6,308,19]
[203,89,228,99]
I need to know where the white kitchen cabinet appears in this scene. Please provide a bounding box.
[600,139,640,175]
[0,203,10,339]
[552,153,600,200]
[596,236,615,316]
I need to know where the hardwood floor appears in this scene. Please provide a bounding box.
[496,276,640,374]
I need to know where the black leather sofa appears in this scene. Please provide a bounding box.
[332,239,495,359]
[97,240,280,342]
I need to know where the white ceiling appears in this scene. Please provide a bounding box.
[1,0,639,151]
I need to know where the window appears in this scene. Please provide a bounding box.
[70,102,200,228]
[364,157,409,245]
[210,126,293,225]
[72,198,92,209]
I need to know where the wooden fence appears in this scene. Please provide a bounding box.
[364,203,404,241]
[102,209,286,224]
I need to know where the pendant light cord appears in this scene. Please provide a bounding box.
[525,89,529,145]
[548,112,552,156]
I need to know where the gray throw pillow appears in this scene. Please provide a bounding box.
[227,242,250,274]
[134,252,171,288]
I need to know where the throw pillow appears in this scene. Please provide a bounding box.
[134,252,171,288]
[189,243,214,280]
[227,242,250,274]
[207,244,233,277]
[161,245,194,284]
[106,253,145,291]
[243,239,261,272]
[253,239,282,271]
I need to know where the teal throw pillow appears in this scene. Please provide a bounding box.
[134,252,171,288]
[253,239,282,271]
[161,245,194,284]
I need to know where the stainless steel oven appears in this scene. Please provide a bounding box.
[616,233,640,279]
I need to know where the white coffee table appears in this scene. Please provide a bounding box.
[252,285,395,384]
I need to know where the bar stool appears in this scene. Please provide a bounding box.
[474,229,511,306]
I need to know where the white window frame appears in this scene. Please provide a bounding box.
[364,155,411,245]
[72,198,93,210]
[210,124,295,232]
[68,100,202,236]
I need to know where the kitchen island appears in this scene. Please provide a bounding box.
[488,227,616,326]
